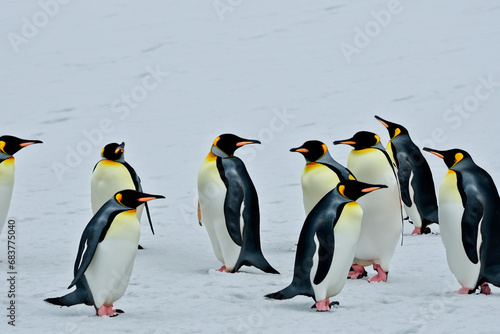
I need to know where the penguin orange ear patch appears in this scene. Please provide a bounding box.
[115,193,123,204]
[0,141,5,154]
[213,136,221,146]
[394,128,401,137]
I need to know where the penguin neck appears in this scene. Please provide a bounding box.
[373,142,386,152]
[314,151,336,165]
[0,152,12,163]
[211,145,229,158]
[102,156,125,164]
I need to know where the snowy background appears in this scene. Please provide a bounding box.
[1,0,500,333]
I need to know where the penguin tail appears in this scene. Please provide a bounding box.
[45,280,94,307]
[44,290,85,307]
[234,249,280,274]
[265,282,308,300]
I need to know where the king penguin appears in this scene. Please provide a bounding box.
[290,140,355,215]
[424,147,500,294]
[265,180,386,311]
[45,190,165,316]
[0,135,42,236]
[91,142,155,244]
[197,133,279,274]
[375,116,439,235]
[333,131,402,282]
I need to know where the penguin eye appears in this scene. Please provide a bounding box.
[0,141,6,154]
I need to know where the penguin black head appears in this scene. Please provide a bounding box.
[333,131,381,150]
[212,134,261,157]
[290,140,328,162]
[423,147,471,169]
[0,135,42,156]
[102,142,125,161]
[337,179,387,201]
[114,189,165,209]
[375,115,408,139]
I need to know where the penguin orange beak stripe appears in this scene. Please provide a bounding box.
[236,141,259,147]
[361,187,382,193]
[295,148,309,153]
[20,142,37,147]
[137,197,157,202]
[378,120,389,128]
[429,152,444,159]
[340,141,356,145]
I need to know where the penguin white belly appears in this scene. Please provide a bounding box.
[84,210,140,308]
[347,150,401,270]
[404,171,423,228]
[91,161,144,220]
[311,202,363,300]
[198,155,241,271]
[0,158,15,235]
[439,171,480,289]
[301,163,340,215]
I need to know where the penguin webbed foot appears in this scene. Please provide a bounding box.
[97,305,123,317]
[368,264,388,283]
[480,283,492,295]
[311,299,339,312]
[347,264,367,279]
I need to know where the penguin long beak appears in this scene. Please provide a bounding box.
[290,147,308,153]
[115,142,125,154]
[236,139,261,147]
[137,194,165,202]
[362,185,388,193]
[374,115,389,128]
[333,139,356,147]
[422,147,444,159]
[20,139,43,147]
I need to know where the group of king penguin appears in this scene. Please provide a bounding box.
[197,115,500,312]
[1,113,500,316]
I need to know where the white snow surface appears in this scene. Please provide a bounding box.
[1,1,500,333]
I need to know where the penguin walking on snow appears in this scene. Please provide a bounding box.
[334,131,402,282]
[91,142,155,247]
[265,180,386,311]
[424,147,500,295]
[375,116,438,234]
[0,135,42,236]
[45,190,164,316]
[197,134,279,274]
[290,140,355,215]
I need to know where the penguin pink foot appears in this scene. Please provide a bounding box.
[480,283,491,295]
[217,265,227,272]
[98,305,118,317]
[454,286,473,294]
[368,264,387,282]
[348,264,367,279]
[315,299,331,312]
[411,227,421,235]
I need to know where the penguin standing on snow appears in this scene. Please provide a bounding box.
[91,142,155,246]
[334,131,402,282]
[375,116,438,234]
[424,147,500,294]
[197,134,279,274]
[0,135,42,235]
[265,180,386,311]
[45,190,165,316]
[290,140,355,215]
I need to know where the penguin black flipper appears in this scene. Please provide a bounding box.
[457,173,483,265]
[395,155,413,208]
[69,201,127,288]
[217,157,243,246]
[123,162,155,235]
[312,207,341,285]
[221,157,279,274]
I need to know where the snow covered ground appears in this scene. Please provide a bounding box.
[1,0,500,333]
